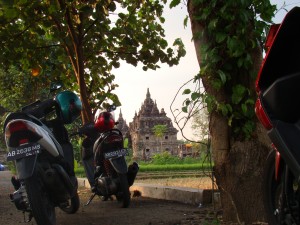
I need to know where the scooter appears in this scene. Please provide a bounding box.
[76,105,139,208]
[255,7,300,225]
[4,83,81,225]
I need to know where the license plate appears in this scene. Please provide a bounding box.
[104,148,128,159]
[6,143,41,161]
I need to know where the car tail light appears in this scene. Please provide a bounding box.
[255,98,272,130]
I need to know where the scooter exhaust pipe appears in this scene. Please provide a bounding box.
[127,162,139,186]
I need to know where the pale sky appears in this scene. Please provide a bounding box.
[112,1,300,141]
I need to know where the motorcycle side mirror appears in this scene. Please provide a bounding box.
[50,82,63,93]
[108,105,116,112]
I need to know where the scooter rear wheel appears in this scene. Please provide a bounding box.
[116,173,130,208]
[263,150,300,225]
[262,150,282,225]
[25,175,56,225]
[59,192,80,214]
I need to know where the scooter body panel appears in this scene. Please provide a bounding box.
[5,118,62,158]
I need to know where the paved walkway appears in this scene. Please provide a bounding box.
[78,177,218,206]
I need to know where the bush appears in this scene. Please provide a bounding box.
[139,152,203,165]
[151,151,181,164]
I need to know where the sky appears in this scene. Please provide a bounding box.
[112,0,300,141]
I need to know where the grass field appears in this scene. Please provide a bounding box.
[75,163,215,189]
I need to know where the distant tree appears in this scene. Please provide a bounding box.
[191,108,209,142]
[0,0,186,124]
[152,124,167,152]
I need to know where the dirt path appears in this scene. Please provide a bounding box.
[0,171,220,225]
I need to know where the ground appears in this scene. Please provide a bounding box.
[0,171,222,225]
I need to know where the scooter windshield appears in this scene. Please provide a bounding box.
[257,7,300,93]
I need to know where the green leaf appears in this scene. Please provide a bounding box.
[5,8,18,19]
[232,85,246,104]
[218,104,228,116]
[191,92,200,101]
[241,103,247,114]
[169,0,181,8]
[183,16,188,28]
[182,106,188,113]
[217,70,226,84]
[208,19,218,30]
[215,32,227,43]
[212,79,222,90]
[185,99,191,106]
[182,89,191,95]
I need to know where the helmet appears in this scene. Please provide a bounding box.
[94,110,115,132]
[55,91,82,124]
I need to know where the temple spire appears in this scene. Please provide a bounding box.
[146,88,150,99]
[119,109,123,119]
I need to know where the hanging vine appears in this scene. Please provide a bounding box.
[170,0,276,140]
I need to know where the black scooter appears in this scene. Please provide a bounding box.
[4,84,80,225]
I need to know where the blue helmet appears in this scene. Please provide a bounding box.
[55,91,82,124]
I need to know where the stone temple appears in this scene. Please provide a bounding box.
[118,88,179,160]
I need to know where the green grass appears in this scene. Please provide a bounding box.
[75,152,213,177]
[137,163,210,172]
[75,162,212,177]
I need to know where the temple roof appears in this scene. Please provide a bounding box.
[130,89,178,135]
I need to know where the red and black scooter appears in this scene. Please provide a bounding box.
[75,105,138,208]
[255,7,300,225]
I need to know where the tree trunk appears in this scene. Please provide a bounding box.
[57,2,94,125]
[187,2,272,224]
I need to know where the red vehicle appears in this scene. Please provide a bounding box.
[255,7,300,225]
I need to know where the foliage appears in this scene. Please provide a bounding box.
[0,66,55,112]
[170,0,276,139]
[152,124,168,151]
[0,0,186,123]
[152,124,168,138]
[0,65,63,147]
[139,151,204,165]
[70,136,82,163]
[203,219,220,225]
[152,151,180,164]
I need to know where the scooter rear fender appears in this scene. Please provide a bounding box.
[109,157,128,175]
[15,155,38,180]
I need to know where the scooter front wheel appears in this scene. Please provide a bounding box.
[116,173,130,208]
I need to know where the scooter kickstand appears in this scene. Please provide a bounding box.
[23,211,33,223]
[85,193,96,206]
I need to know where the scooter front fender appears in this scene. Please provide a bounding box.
[15,155,38,179]
[109,157,128,175]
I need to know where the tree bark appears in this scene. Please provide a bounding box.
[187,1,272,224]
